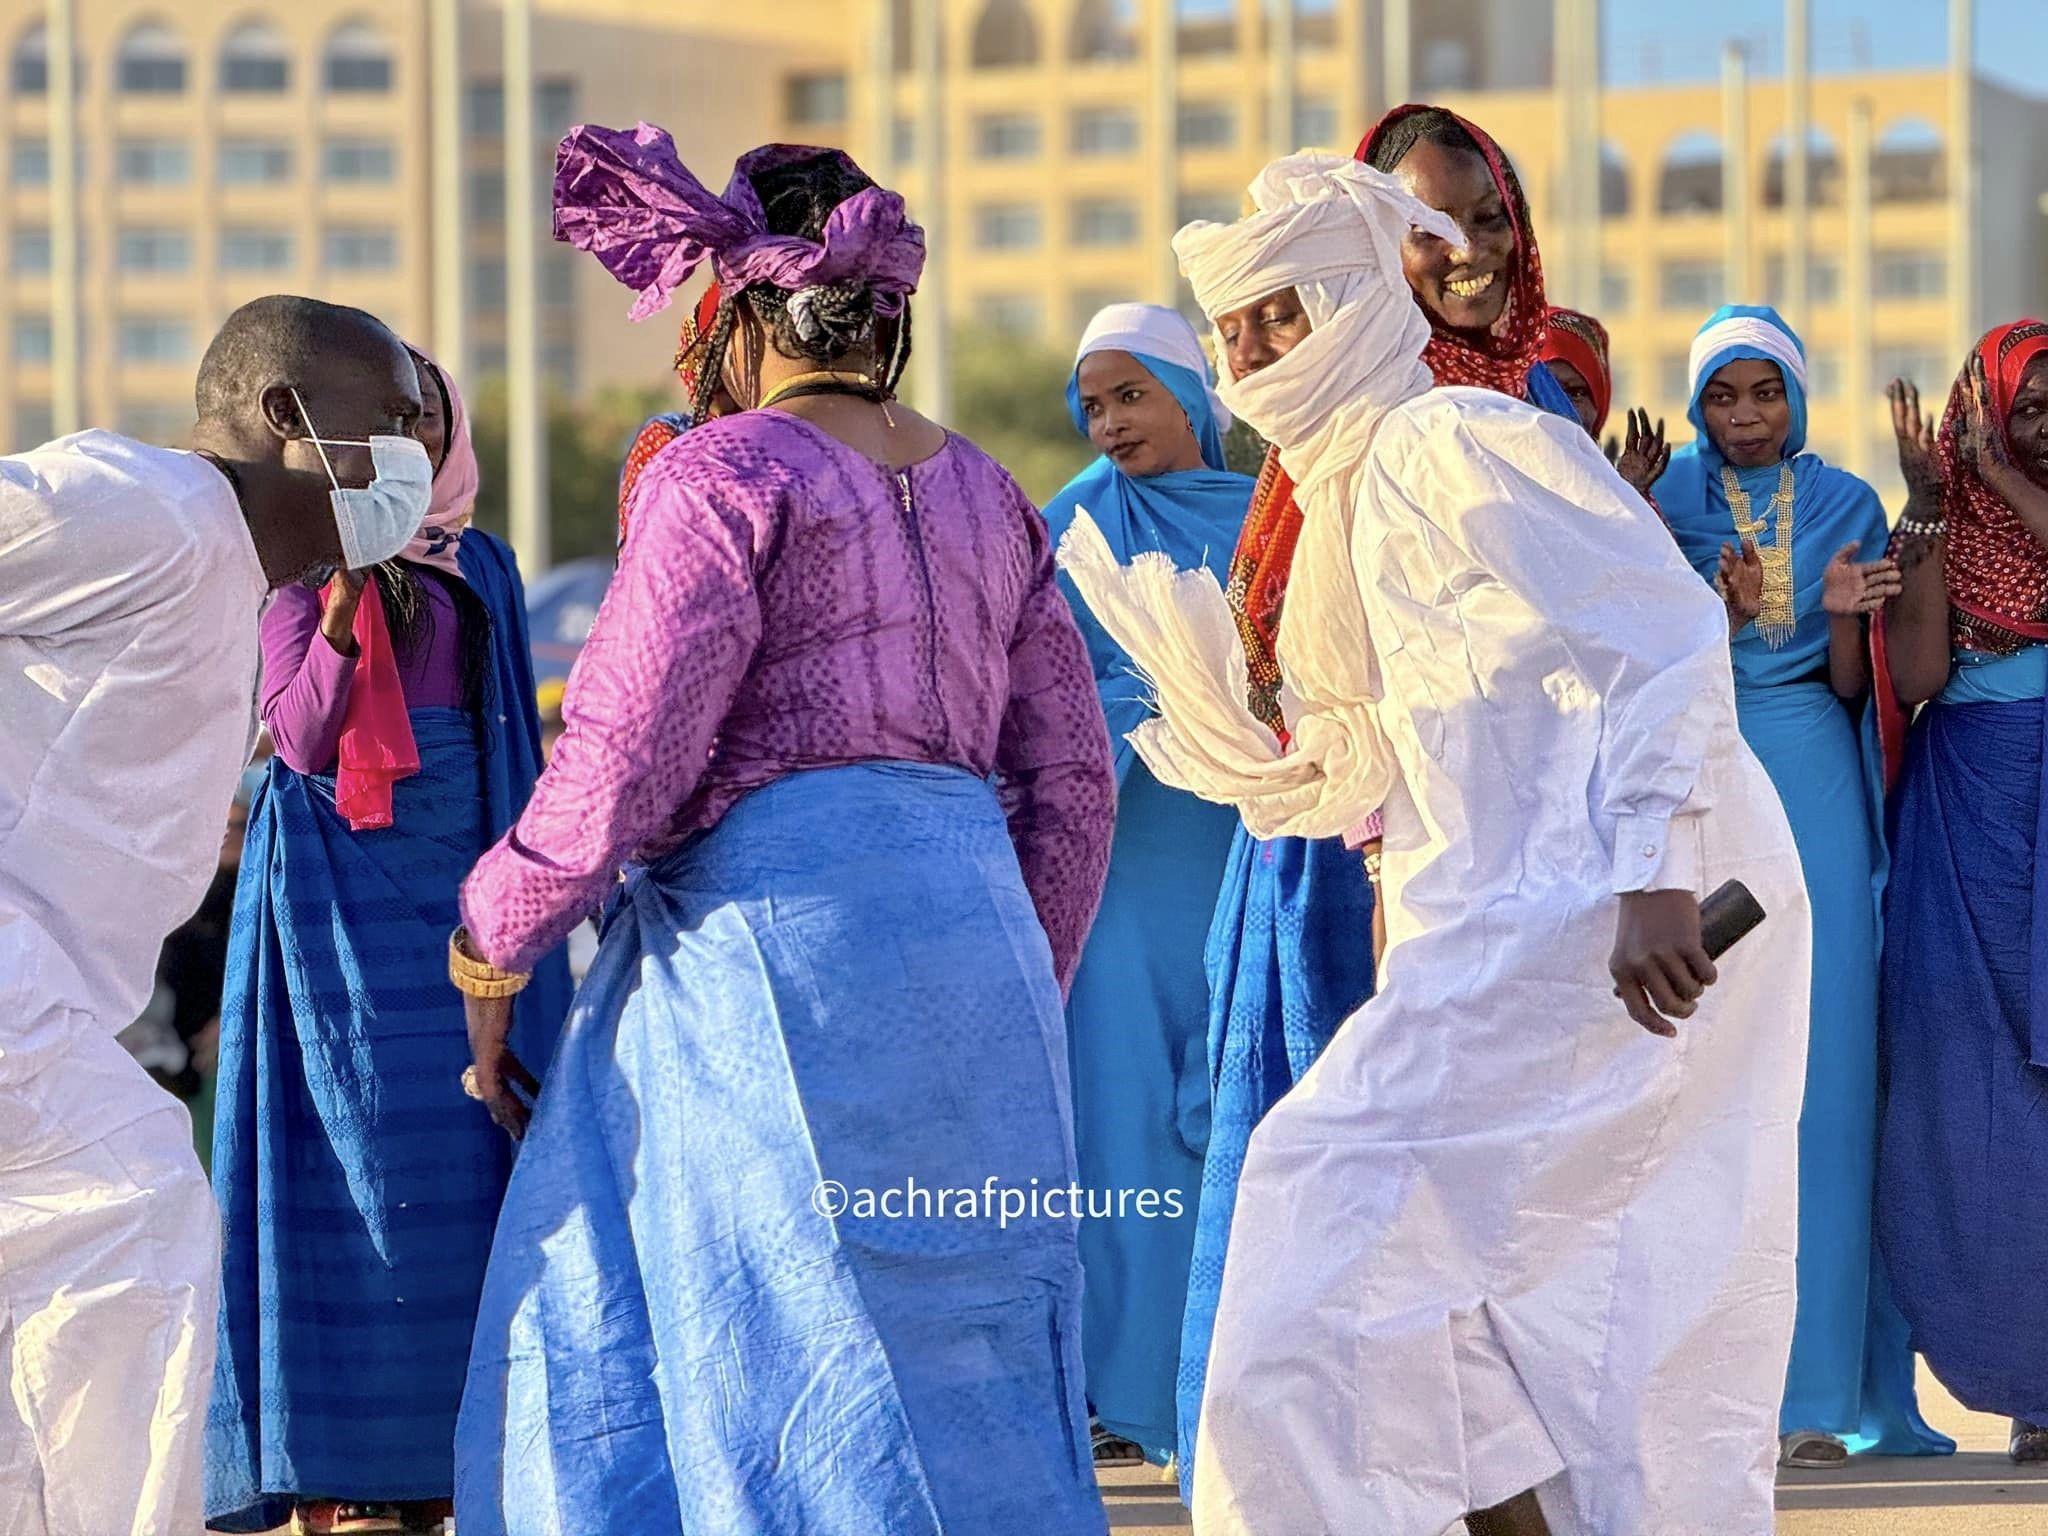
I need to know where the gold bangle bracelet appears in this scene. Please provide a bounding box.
[449,925,532,996]
[451,967,530,1001]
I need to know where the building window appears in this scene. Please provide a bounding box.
[117,228,191,276]
[1873,250,1946,301]
[1657,132,1725,217]
[892,117,916,166]
[1599,266,1632,314]
[1070,288,1125,335]
[1660,259,1725,313]
[324,227,398,273]
[11,138,48,186]
[985,294,1042,336]
[972,0,1041,68]
[12,226,50,275]
[323,138,397,185]
[976,113,1040,160]
[117,22,186,94]
[1068,0,1136,62]
[221,229,294,274]
[117,316,193,364]
[1805,352,1841,399]
[1659,351,1693,405]
[1764,254,1843,308]
[1071,107,1138,157]
[1178,102,1235,150]
[975,203,1041,251]
[470,259,507,309]
[542,251,576,306]
[13,401,52,448]
[13,23,46,94]
[1873,344,1950,391]
[543,342,577,392]
[1294,98,1338,149]
[466,82,505,138]
[325,22,393,93]
[1177,191,1239,226]
[220,140,293,186]
[1875,119,1945,204]
[221,21,289,93]
[13,313,50,363]
[117,401,191,444]
[785,73,848,126]
[1073,197,1138,247]
[1419,37,1474,92]
[538,80,577,139]
[1609,363,1632,409]
[117,140,190,187]
[469,170,506,222]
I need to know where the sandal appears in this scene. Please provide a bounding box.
[1090,1421,1145,1467]
[2011,1419,2048,1464]
[292,1502,407,1535]
[1778,1430,1850,1469]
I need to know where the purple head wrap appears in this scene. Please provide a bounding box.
[552,123,926,324]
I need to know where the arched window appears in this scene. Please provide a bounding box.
[1177,0,1235,57]
[117,21,187,95]
[221,20,289,94]
[1875,118,1945,204]
[1657,131,1724,216]
[324,20,392,94]
[1600,142,1631,219]
[1419,38,1473,92]
[971,0,1038,68]
[1763,126,1842,209]
[1069,0,1136,63]
[13,22,45,94]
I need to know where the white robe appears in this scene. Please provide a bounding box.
[1085,390,1809,1536]
[0,431,265,1536]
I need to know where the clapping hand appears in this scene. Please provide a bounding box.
[1716,541,1764,626]
[1887,378,1942,502]
[1611,409,1671,498]
[1821,540,1903,617]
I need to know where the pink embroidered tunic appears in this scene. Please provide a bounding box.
[460,412,1117,983]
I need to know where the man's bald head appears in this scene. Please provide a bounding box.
[194,295,408,432]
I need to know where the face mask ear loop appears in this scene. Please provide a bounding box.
[289,387,343,489]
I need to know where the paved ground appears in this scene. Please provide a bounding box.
[1102,1366,2048,1533]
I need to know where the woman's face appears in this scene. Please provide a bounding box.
[1549,360,1601,437]
[2007,354,2048,490]
[1215,286,1314,383]
[1394,138,1515,334]
[1075,349,1205,478]
[412,356,449,472]
[1699,358,1793,468]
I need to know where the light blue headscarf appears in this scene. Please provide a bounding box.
[1042,304,1256,782]
[1654,304,1888,681]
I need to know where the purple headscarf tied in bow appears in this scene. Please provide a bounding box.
[553,122,927,324]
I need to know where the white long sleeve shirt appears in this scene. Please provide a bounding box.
[0,430,266,1092]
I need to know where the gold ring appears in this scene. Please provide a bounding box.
[461,1065,484,1101]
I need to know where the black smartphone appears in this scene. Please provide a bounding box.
[1700,879,1766,961]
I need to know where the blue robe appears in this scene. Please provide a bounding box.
[1878,647,2048,1423]
[1657,318,1949,1453]
[1042,351,1253,1462]
[205,533,573,1528]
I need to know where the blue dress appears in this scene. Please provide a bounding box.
[1657,307,1949,1454]
[205,534,574,1529]
[1878,646,2048,1424]
[1042,344,1253,1462]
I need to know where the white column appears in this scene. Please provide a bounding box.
[1382,0,1410,110]
[1343,0,1375,129]
[1722,41,1754,305]
[1268,0,1296,153]
[1846,97,1874,481]
[1147,0,1179,306]
[1552,0,1602,311]
[914,0,949,422]
[1948,0,1976,358]
[47,0,80,436]
[504,0,548,574]
[1784,0,1810,326]
[430,0,467,383]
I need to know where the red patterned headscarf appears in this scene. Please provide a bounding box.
[1221,107,1548,733]
[1941,319,2048,653]
[1539,307,1612,437]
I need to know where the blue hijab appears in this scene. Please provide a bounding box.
[1654,304,1889,688]
[1042,321,1255,782]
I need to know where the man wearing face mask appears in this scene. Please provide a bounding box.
[0,293,428,1536]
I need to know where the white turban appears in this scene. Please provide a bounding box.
[1055,153,1456,839]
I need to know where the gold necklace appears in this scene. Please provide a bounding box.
[756,370,887,412]
[1722,462,1798,648]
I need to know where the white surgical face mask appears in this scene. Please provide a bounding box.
[291,387,434,571]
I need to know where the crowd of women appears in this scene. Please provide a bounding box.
[166,98,2048,1536]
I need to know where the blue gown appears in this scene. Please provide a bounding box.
[1657,318,1950,1454]
[1878,646,2048,1424]
[205,534,573,1529]
[1042,349,1253,1463]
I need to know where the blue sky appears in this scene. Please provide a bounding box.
[1605,1,2045,96]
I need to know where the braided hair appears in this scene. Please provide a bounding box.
[690,148,915,418]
